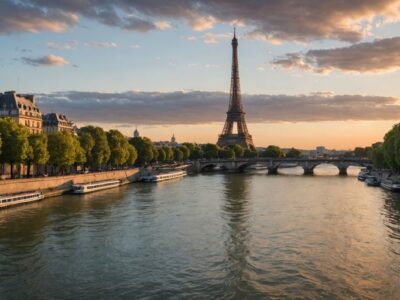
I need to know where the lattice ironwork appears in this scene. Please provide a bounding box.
[217,29,254,149]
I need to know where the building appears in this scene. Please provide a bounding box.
[0,91,42,134]
[154,134,179,148]
[217,29,254,149]
[133,128,140,138]
[42,113,75,133]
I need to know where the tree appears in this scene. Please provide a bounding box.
[218,147,235,159]
[173,148,183,161]
[129,136,155,166]
[178,145,190,160]
[152,147,159,162]
[190,147,204,160]
[126,144,138,166]
[354,147,367,158]
[79,126,110,168]
[47,132,76,174]
[202,143,219,159]
[243,149,258,158]
[72,135,87,170]
[157,148,166,162]
[162,146,174,162]
[79,131,95,166]
[182,143,196,151]
[382,124,400,171]
[107,130,130,167]
[228,144,244,158]
[371,142,386,169]
[286,148,301,158]
[261,145,285,158]
[0,118,30,178]
[27,133,49,176]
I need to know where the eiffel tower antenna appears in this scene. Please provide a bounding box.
[217,28,254,149]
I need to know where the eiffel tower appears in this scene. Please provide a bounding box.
[217,28,254,149]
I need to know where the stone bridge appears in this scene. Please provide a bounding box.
[192,158,372,175]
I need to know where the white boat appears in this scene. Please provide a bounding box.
[72,180,121,194]
[380,179,400,192]
[0,191,44,208]
[141,170,186,182]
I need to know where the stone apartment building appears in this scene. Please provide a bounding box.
[42,113,75,134]
[0,91,42,134]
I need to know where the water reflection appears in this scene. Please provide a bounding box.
[382,192,400,255]
[221,174,260,298]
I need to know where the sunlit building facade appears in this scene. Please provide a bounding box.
[0,91,43,134]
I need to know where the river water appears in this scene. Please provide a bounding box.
[0,166,399,299]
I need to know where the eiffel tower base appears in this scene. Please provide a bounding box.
[217,134,254,150]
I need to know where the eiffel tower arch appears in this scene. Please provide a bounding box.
[217,29,255,150]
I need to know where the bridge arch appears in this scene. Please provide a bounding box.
[200,163,218,172]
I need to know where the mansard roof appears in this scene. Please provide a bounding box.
[0,91,41,113]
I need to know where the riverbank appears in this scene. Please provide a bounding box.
[0,168,141,197]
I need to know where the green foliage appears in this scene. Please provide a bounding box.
[107,129,130,166]
[162,146,174,162]
[371,142,386,169]
[72,135,87,165]
[47,132,76,169]
[182,142,195,151]
[28,133,49,165]
[219,147,235,159]
[173,148,183,161]
[202,143,219,159]
[381,124,400,171]
[286,148,301,158]
[126,144,138,165]
[261,145,285,158]
[157,148,167,162]
[243,149,258,158]
[0,118,30,170]
[152,147,159,162]
[80,126,110,167]
[79,131,95,164]
[178,145,190,160]
[190,147,204,160]
[354,147,372,158]
[129,136,156,165]
[228,144,244,158]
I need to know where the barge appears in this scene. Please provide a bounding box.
[0,191,44,208]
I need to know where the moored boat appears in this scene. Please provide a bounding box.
[0,191,44,208]
[357,170,369,181]
[141,170,186,182]
[380,179,400,192]
[365,175,380,187]
[72,180,121,194]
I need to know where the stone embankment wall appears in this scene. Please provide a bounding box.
[0,168,140,197]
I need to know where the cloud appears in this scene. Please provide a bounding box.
[154,20,171,30]
[47,40,78,50]
[272,37,400,74]
[129,44,141,49]
[36,90,400,125]
[3,1,400,42]
[84,41,118,48]
[21,54,70,67]
[202,32,230,44]
[0,0,77,34]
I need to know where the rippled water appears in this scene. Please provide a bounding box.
[0,168,399,299]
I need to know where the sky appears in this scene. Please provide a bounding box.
[2,1,400,149]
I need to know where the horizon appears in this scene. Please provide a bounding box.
[2,1,400,148]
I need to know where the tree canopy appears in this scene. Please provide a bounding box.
[261,145,285,158]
